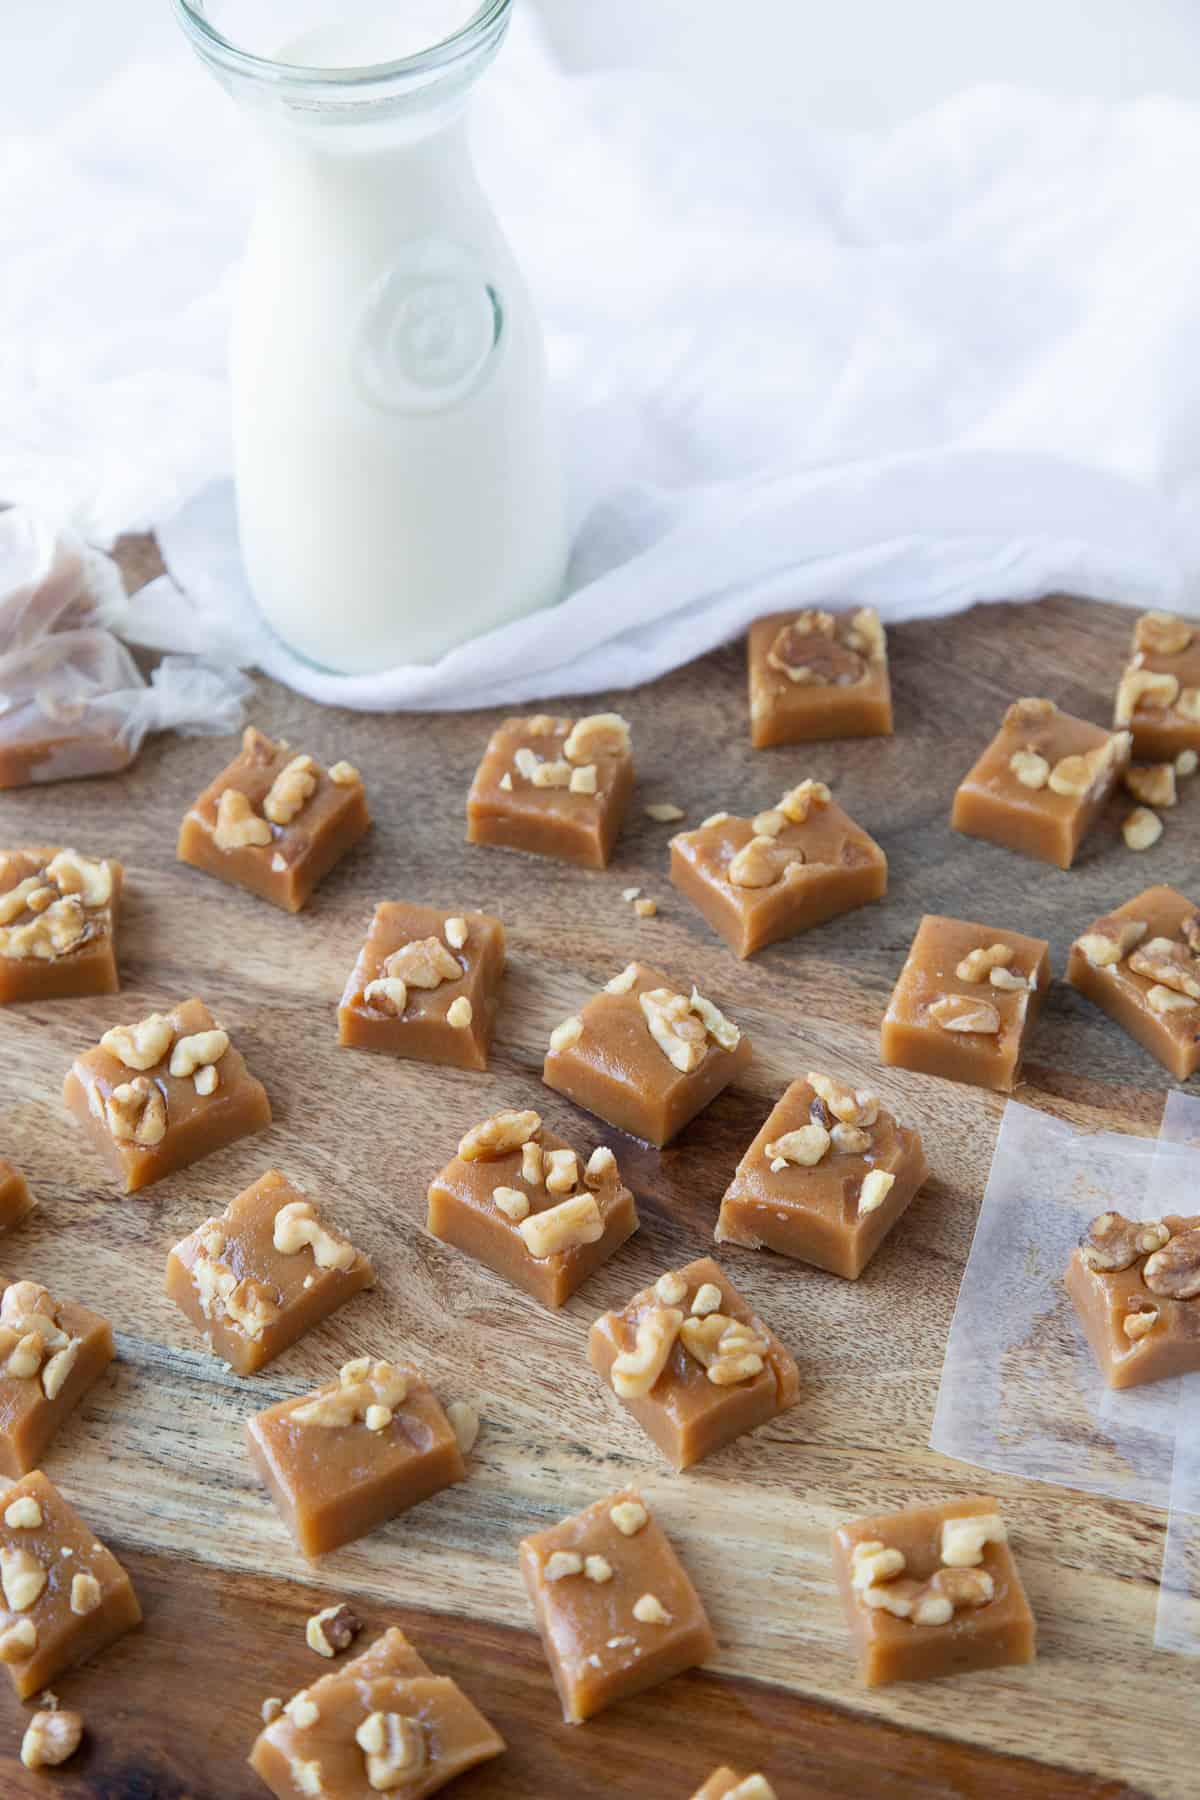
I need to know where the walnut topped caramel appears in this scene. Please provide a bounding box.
[765,607,884,687]
[0,849,114,964]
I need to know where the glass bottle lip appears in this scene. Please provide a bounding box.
[170,0,511,94]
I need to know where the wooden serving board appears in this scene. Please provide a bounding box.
[0,552,1192,1799]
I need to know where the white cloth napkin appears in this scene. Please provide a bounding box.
[3,15,1200,708]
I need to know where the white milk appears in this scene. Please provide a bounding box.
[225,6,567,673]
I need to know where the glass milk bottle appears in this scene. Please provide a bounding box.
[173,0,568,673]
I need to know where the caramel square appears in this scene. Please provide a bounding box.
[950,697,1130,869]
[0,848,121,1003]
[519,1487,715,1723]
[166,1170,373,1376]
[716,1075,928,1279]
[1114,610,1200,761]
[832,1496,1036,1687]
[880,916,1051,1093]
[0,1277,113,1477]
[747,607,892,748]
[337,901,505,1072]
[63,996,272,1193]
[0,1162,33,1234]
[426,1109,638,1308]
[1066,885,1200,1081]
[589,1256,798,1470]
[466,712,634,869]
[177,727,369,913]
[1066,1211,1200,1390]
[543,963,751,1147]
[249,1627,504,1798]
[670,779,886,958]
[0,1470,141,1700]
[246,1359,465,1559]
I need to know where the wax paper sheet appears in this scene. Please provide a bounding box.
[930,1096,1200,1655]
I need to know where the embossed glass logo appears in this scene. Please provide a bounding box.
[353,240,503,413]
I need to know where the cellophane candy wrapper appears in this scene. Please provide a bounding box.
[0,507,251,787]
[930,1095,1200,1654]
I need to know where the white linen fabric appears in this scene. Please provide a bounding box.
[3,14,1200,707]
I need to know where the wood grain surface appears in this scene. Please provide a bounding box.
[0,555,1192,1800]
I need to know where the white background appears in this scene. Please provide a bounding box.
[7,0,1200,124]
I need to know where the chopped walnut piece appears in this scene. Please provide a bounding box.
[42,1339,80,1400]
[1046,753,1093,797]
[645,802,685,822]
[105,1076,167,1146]
[928,994,1001,1034]
[1008,749,1050,789]
[444,916,468,951]
[679,1313,767,1385]
[168,1028,229,1079]
[765,1122,830,1167]
[1178,750,1199,777]
[767,612,867,685]
[843,607,886,661]
[446,996,473,1029]
[264,754,318,826]
[328,760,360,785]
[384,936,461,989]
[632,1592,672,1625]
[69,1572,101,1616]
[751,808,787,839]
[522,1142,543,1186]
[1125,764,1178,809]
[1123,806,1163,851]
[634,897,658,918]
[3,1497,41,1530]
[0,895,88,961]
[531,759,573,788]
[20,1709,83,1770]
[273,1198,357,1271]
[1135,611,1193,656]
[940,1512,1007,1567]
[364,976,407,1015]
[956,943,1013,983]
[689,1282,721,1316]
[447,1400,480,1455]
[689,988,740,1050]
[569,764,598,795]
[518,1192,603,1259]
[562,713,632,764]
[701,811,732,828]
[499,771,513,791]
[850,1540,906,1589]
[728,834,798,889]
[1178,688,1200,722]
[1076,917,1148,968]
[544,1550,584,1581]
[306,1603,363,1657]
[831,1122,872,1154]
[654,1271,688,1305]
[989,966,1034,992]
[727,1778,777,1800]
[858,1169,895,1217]
[610,1306,683,1398]
[0,878,44,926]
[610,1499,648,1536]
[1115,666,1180,726]
[584,1145,617,1185]
[0,1617,37,1662]
[1143,1227,1200,1299]
[493,1186,530,1221]
[1123,1308,1158,1342]
[45,849,112,907]
[357,1710,427,1789]
[1079,1211,1170,1273]
[261,1697,283,1724]
[639,988,708,1073]
[0,1546,46,1612]
[585,1555,613,1583]
[458,1110,541,1162]
[549,1015,583,1054]
[1128,937,1200,999]
[605,963,638,994]
[779,779,831,824]
[1147,983,1194,1014]
[545,1148,579,1195]
[807,1072,879,1127]
[194,1064,219,1097]
[101,1012,174,1072]
[622,887,641,903]
[1006,697,1057,727]
[293,1361,408,1430]
[213,787,273,850]
[912,1567,995,1625]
